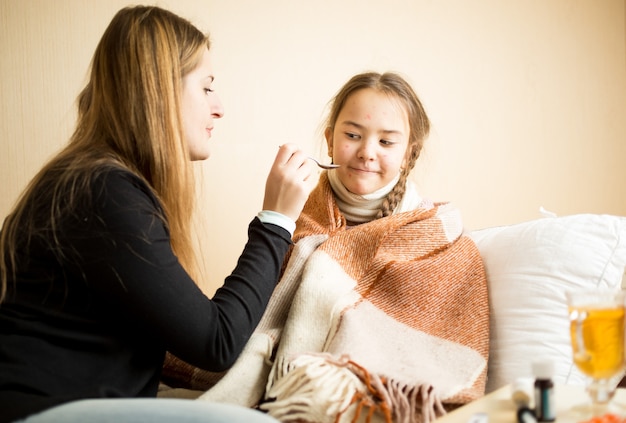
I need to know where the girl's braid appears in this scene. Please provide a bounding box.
[379,141,422,218]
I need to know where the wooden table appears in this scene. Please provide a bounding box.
[435,384,626,423]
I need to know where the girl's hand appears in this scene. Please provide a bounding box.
[262,143,316,222]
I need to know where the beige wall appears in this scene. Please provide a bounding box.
[2,0,625,294]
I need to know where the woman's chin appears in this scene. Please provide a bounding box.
[189,151,211,161]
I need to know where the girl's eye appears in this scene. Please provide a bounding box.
[380,139,393,146]
[204,88,214,94]
[345,132,360,140]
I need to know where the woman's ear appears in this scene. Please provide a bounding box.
[324,127,333,158]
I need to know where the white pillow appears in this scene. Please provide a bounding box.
[469,214,626,392]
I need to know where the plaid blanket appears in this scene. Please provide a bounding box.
[167,175,490,422]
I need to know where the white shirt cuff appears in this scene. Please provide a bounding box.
[257,210,296,238]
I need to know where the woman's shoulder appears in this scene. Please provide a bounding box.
[91,166,163,213]
[96,166,151,191]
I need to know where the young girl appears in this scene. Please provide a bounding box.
[0,6,315,423]
[322,71,433,224]
[257,72,490,422]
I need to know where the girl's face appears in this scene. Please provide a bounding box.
[181,48,224,161]
[326,88,410,195]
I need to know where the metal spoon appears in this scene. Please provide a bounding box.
[308,157,340,169]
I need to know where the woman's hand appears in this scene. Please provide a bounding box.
[262,144,316,222]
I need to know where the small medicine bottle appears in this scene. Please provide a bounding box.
[532,360,555,422]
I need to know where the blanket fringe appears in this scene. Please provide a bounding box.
[263,354,365,423]
[383,377,447,423]
[262,354,446,423]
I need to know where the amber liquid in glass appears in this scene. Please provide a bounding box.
[569,306,625,380]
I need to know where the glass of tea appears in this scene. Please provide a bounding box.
[566,289,626,419]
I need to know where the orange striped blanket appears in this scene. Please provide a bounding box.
[176,177,489,422]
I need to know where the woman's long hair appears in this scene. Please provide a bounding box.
[0,6,207,302]
[325,72,431,218]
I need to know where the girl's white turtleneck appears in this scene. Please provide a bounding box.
[326,170,431,224]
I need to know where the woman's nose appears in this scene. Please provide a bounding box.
[211,93,224,119]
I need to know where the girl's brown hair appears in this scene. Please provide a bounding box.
[325,71,431,218]
[0,6,208,301]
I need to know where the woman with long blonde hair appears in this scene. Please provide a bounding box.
[0,5,314,423]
